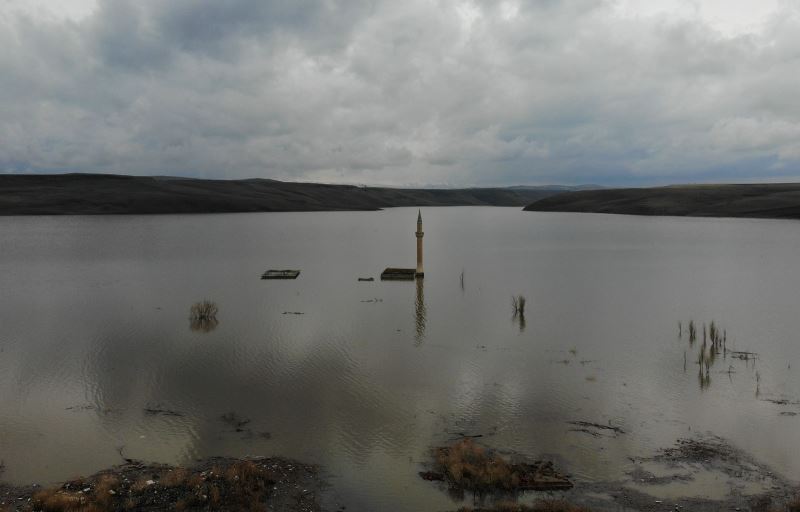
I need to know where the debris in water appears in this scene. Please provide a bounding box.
[144,408,183,417]
[261,270,301,279]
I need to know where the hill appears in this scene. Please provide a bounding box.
[0,174,571,215]
[523,184,800,220]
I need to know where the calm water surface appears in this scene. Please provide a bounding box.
[1,207,799,510]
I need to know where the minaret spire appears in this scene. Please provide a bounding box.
[415,210,424,278]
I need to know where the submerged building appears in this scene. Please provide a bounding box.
[381,210,425,280]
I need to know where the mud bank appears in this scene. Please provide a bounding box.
[423,436,798,512]
[0,457,321,512]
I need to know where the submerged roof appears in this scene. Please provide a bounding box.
[381,268,417,281]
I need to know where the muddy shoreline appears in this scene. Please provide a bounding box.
[418,434,798,512]
[2,435,797,511]
[0,457,322,512]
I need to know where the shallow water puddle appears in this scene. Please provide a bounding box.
[626,461,774,500]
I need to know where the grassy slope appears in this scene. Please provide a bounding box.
[0,174,564,215]
[524,184,800,220]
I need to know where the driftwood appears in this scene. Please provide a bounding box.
[567,421,625,435]
[144,408,183,417]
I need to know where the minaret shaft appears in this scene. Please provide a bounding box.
[415,210,424,278]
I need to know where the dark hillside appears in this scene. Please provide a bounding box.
[524,184,800,220]
[0,174,568,215]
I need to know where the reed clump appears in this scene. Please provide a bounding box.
[512,295,526,316]
[189,300,219,332]
[682,318,734,390]
[190,300,217,321]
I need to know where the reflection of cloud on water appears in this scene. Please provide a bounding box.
[80,323,417,468]
[4,281,645,492]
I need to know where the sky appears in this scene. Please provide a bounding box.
[1,0,799,187]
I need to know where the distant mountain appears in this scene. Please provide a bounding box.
[0,174,572,215]
[523,183,800,220]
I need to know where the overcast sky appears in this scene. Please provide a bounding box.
[1,0,798,187]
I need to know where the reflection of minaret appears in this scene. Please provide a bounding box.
[415,276,427,345]
[415,210,424,278]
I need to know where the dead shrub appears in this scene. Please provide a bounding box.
[93,474,119,508]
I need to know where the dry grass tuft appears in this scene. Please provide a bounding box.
[436,439,513,491]
[432,439,570,493]
[160,467,189,488]
[225,460,263,484]
[186,471,206,489]
[209,484,221,507]
[130,477,153,493]
[31,488,86,512]
[93,474,119,508]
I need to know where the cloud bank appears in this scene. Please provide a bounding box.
[1,0,799,186]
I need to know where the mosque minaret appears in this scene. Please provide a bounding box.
[415,210,424,278]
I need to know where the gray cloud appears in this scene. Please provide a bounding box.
[1,0,799,186]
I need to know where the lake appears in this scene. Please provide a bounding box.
[1,207,799,510]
